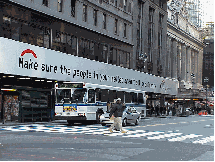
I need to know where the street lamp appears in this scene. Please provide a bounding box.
[138,53,148,72]
[191,73,196,113]
[204,77,209,111]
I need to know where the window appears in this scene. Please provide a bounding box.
[11,19,21,41]
[42,0,48,7]
[89,41,95,60]
[158,14,163,74]
[101,44,108,63]
[125,92,132,103]
[112,48,117,65]
[126,52,130,68]
[83,4,87,22]
[128,2,131,13]
[58,0,63,12]
[93,9,98,26]
[119,0,123,8]
[131,93,137,103]
[119,50,127,68]
[123,0,127,11]
[115,0,117,7]
[56,89,71,103]
[124,23,127,37]
[148,8,154,62]
[103,13,106,29]
[88,89,95,103]
[67,35,77,55]
[114,19,118,34]
[159,0,164,8]
[71,0,76,17]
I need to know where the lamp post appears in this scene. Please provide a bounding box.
[139,52,148,71]
[191,73,195,114]
[204,77,209,111]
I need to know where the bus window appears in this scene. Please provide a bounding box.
[88,89,95,103]
[138,93,144,103]
[125,92,132,103]
[132,93,137,103]
[71,88,87,103]
[56,89,71,103]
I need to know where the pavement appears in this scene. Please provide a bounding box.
[0,114,213,161]
[0,114,210,127]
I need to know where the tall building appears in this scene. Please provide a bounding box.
[202,23,214,97]
[0,0,177,122]
[167,0,205,111]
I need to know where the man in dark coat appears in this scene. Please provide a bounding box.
[109,98,127,133]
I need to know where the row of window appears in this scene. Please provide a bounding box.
[41,1,128,37]
[100,0,132,13]
[0,15,130,69]
[56,88,144,104]
[42,0,132,14]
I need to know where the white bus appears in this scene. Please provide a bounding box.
[54,82,146,125]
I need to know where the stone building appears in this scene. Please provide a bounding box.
[167,0,205,111]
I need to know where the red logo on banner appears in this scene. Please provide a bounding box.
[21,49,37,58]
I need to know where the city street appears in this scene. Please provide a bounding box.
[0,115,214,161]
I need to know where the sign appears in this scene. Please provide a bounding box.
[0,37,178,95]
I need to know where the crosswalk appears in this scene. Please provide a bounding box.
[0,124,213,145]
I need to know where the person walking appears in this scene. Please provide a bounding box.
[155,105,159,116]
[109,98,127,133]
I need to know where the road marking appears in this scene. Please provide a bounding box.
[147,133,183,140]
[1,124,211,145]
[193,136,214,144]
[210,119,214,120]
[191,121,199,122]
[146,125,157,126]
[168,134,203,142]
[155,124,166,126]
[180,122,188,124]
[200,120,206,121]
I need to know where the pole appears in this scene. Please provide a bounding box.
[206,85,208,110]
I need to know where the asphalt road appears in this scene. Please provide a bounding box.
[0,115,214,161]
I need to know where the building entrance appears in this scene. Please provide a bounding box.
[19,90,51,122]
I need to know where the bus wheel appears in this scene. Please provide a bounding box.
[67,120,74,125]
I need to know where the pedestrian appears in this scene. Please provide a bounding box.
[155,105,159,116]
[109,98,127,133]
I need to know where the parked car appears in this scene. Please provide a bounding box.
[99,107,141,127]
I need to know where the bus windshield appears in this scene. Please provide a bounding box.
[56,88,87,103]
[71,88,87,103]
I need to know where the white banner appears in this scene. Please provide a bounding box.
[0,37,178,95]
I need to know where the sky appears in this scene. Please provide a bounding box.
[200,0,214,27]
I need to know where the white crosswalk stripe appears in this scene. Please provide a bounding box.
[0,124,211,145]
[193,136,214,144]
[168,134,203,142]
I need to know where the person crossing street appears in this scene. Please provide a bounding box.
[109,98,127,133]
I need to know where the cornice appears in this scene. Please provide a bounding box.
[167,21,205,48]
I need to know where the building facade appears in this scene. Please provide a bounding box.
[0,0,178,122]
[167,0,205,112]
